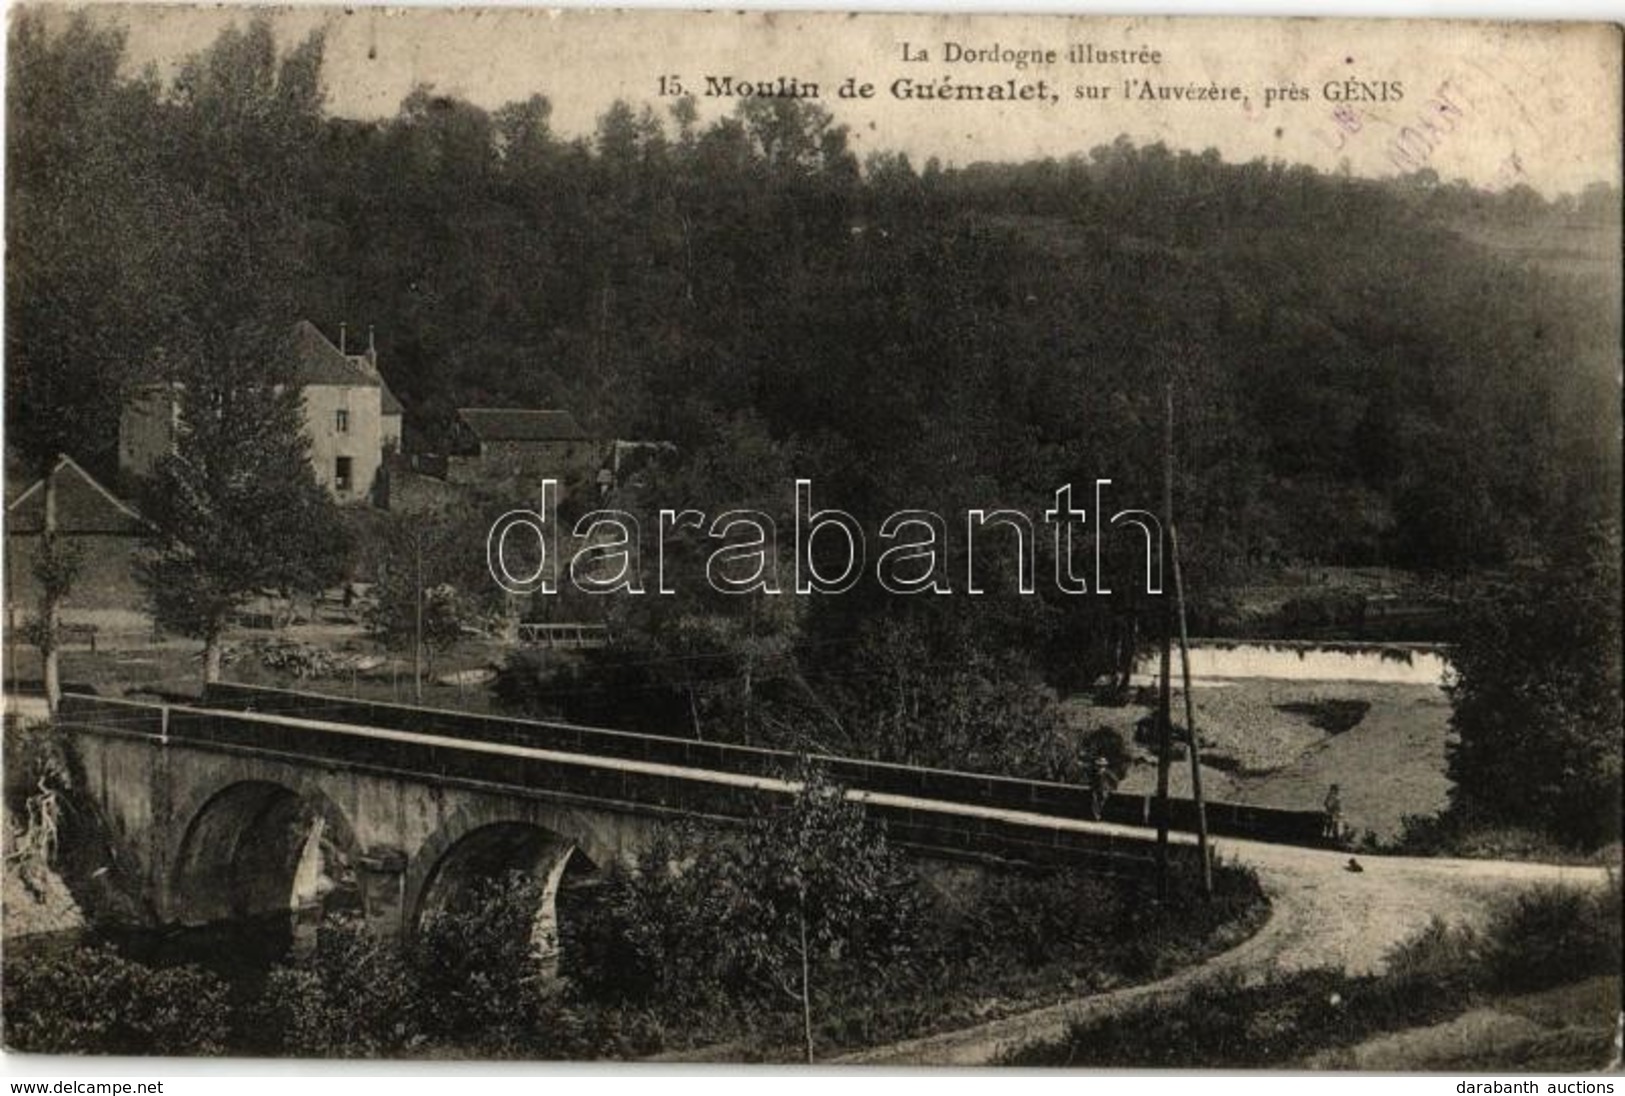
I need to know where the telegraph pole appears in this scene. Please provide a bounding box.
[413,530,424,704]
[42,462,61,715]
[1171,524,1213,897]
[1154,383,1175,901]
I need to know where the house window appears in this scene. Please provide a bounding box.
[335,456,353,494]
[336,409,350,433]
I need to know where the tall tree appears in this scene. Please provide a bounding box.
[136,340,348,682]
[133,22,347,683]
[5,12,177,477]
[1445,521,1623,847]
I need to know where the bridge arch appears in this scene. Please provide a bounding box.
[404,801,616,972]
[167,778,359,926]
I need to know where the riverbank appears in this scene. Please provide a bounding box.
[1064,677,1452,842]
[2,809,84,940]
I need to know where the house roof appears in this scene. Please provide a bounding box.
[457,408,589,444]
[6,455,146,536]
[291,320,380,389]
[380,385,405,415]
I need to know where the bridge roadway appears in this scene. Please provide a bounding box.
[55,685,1318,955]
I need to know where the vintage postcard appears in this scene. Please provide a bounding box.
[2,3,1620,1072]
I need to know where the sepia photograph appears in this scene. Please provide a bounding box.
[1,3,1620,1073]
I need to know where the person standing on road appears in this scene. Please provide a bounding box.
[1322,783,1344,842]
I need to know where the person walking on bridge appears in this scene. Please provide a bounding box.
[1089,755,1117,821]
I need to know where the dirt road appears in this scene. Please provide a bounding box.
[835,831,1615,1066]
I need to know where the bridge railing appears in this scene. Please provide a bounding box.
[56,693,169,736]
[199,680,795,776]
[197,682,1328,848]
[56,691,1165,877]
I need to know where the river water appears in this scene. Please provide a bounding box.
[7,909,303,978]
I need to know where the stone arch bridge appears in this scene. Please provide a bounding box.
[55,684,1321,962]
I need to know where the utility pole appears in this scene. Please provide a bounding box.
[1154,382,1175,901]
[42,463,61,715]
[1171,524,1213,897]
[413,530,424,704]
[5,533,17,699]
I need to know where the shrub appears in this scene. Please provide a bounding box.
[1005,878,1621,1069]
[1479,883,1623,993]
[3,945,230,1055]
[943,868,1128,968]
[565,770,930,1059]
[249,915,422,1057]
[1385,812,1617,864]
[1002,962,1468,1069]
[1445,528,1623,849]
[562,827,737,1013]
[414,871,592,1057]
[1077,727,1133,783]
[3,719,71,807]
[1274,698,1371,735]
[491,646,687,733]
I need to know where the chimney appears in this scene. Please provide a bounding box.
[339,322,348,354]
[367,325,377,368]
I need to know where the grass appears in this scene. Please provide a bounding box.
[1002,880,1622,1070]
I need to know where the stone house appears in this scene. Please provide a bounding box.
[448,408,601,497]
[119,320,406,505]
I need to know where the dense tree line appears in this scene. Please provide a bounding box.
[10,14,1617,569]
[7,15,1619,792]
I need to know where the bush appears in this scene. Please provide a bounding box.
[1004,878,1622,1068]
[1274,699,1370,735]
[1003,961,1467,1068]
[3,719,71,807]
[1479,883,1622,993]
[414,871,591,1055]
[565,771,931,1058]
[1444,528,1622,849]
[563,827,738,1014]
[253,880,629,1060]
[1276,590,1368,631]
[491,646,688,733]
[942,868,1128,968]
[1077,727,1133,783]
[1384,812,1617,863]
[249,915,422,1057]
[3,945,230,1055]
